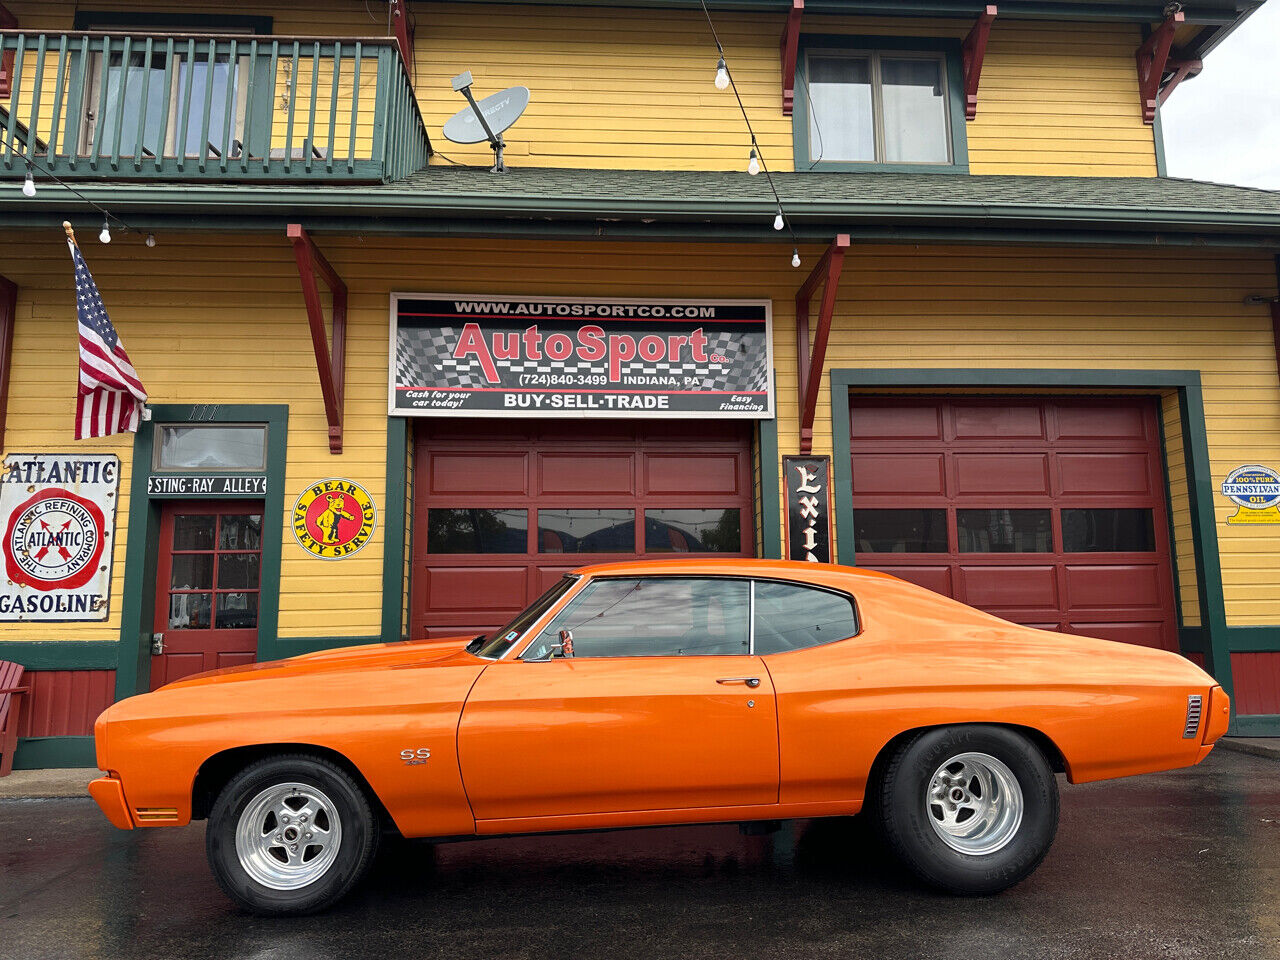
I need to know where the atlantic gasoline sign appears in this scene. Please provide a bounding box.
[390,294,773,418]
[292,479,377,559]
[0,454,119,621]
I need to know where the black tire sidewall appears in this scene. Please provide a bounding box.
[206,755,378,915]
[879,726,1059,894]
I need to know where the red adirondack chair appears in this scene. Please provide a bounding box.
[0,660,28,777]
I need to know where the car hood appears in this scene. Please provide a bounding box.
[159,635,479,690]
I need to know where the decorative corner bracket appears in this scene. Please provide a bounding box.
[961,5,997,121]
[780,0,804,116]
[796,235,850,455]
[0,4,18,99]
[390,0,414,81]
[1158,56,1202,108]
[1136,10,1184,124]
[287,224,347,455]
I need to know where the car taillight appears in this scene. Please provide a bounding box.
[1202,685,1231,745]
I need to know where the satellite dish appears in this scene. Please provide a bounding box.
[442,72,530,172]
[443,86,530,144]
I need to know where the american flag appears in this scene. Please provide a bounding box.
[70,240,147,439]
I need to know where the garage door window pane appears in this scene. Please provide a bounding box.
[645,509,741,553]
[957,509,1051,553]
[754,581,858,653]
[527,577,750,658]
[538,509,635,553]
[1062,508,1155,552]
[854,509,947,553]
[428,509,528,553]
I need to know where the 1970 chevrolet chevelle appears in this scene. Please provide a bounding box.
[90,559,1230,914]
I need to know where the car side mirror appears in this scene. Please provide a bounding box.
[559,629,575,658]
[525,630,575,662]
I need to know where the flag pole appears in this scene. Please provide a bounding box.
[63,221,78,247]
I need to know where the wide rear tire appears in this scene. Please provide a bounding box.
[877,725,1059,894]
[206,754,379,915]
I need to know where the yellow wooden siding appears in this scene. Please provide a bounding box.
[5,1,1157,176]
[1161,391,1201,626]
[777,244,1280,626]
[0,235,1272,646]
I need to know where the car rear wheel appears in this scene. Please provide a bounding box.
[206,755,379,915]
[878,725,1058,894]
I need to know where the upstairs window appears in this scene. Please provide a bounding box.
[795,39,968,173]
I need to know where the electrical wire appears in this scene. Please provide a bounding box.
[696,0,799,248]
[9,140,142,236]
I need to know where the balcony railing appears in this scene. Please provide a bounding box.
[0,32,431,183]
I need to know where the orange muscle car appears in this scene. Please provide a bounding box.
[90,559,1229,914]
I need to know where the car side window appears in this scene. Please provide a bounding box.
[524,577,750,659]
[752,580,858,654]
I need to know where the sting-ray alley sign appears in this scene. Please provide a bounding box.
[0,454,120,621]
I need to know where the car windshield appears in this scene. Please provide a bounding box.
[469,576,578,659]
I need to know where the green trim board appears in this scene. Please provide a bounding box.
[0,642,118,670]
[13,735,95,770]
[380,416,409,643]
[1227,627,1280,653]
[1229,715,1280,737]
[792,35,969,175]
[1153,106,1169,178]
[827,368,1235,706]
[72,11,273,33]
[758,418,783,559]
[116,404,288,701]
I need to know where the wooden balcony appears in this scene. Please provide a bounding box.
[0,31,431,183]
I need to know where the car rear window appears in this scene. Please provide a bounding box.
[753,581,857,654]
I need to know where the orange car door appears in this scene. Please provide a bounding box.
[457,576,780,822]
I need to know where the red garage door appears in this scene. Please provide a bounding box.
[412,421,753,638]
[849,397,1178,651]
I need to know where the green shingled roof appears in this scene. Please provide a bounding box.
[8,169,1280,247]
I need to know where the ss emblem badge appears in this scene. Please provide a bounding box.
[400,747,432,765]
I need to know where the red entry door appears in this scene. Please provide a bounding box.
[150,502,264,689]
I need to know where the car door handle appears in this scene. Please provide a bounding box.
[717,677,760,688]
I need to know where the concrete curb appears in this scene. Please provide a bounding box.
[0,768,96,799]
[1218,738,1280,761]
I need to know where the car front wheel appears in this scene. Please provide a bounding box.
[877,725,1059,894]
[206,754,379,915]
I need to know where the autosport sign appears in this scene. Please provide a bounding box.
[390,294,773,418]
[0,454,120,621]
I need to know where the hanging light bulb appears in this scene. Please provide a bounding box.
[773,208,784,231]
[99,217,112,244]
[145,233,156,248]
[791,248,801,268]
[714,57,730,90]
[747,149,760,176]
[21,170,36,198]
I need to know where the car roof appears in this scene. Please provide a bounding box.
[569,558,899,585]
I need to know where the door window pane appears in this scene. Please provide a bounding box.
[219,514,263,550]
[172,515,216,551]
[957,509,1052,553]
[527,577,750,659]
[754,581,858,654]
[428,509,528,554]
[216,592,258,630]
[854,509,947,553]
[157,425,266,471]
[169,592,212,629]
[645,509,741,553]
[538,509,635,553]
[880,58,949,162]
[218,553,261,589]
[1062,508,1155,552]
[170,554,213,591]
[807,56,874,161]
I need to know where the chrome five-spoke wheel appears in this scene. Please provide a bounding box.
[926,752,1024,856]
[234,781,344,891]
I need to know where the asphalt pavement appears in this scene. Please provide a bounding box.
[1,749,1277,960]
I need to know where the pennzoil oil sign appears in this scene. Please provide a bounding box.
[0,454,119,621]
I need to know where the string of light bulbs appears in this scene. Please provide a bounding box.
[699,0,801,268]
[10,140,155,247]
